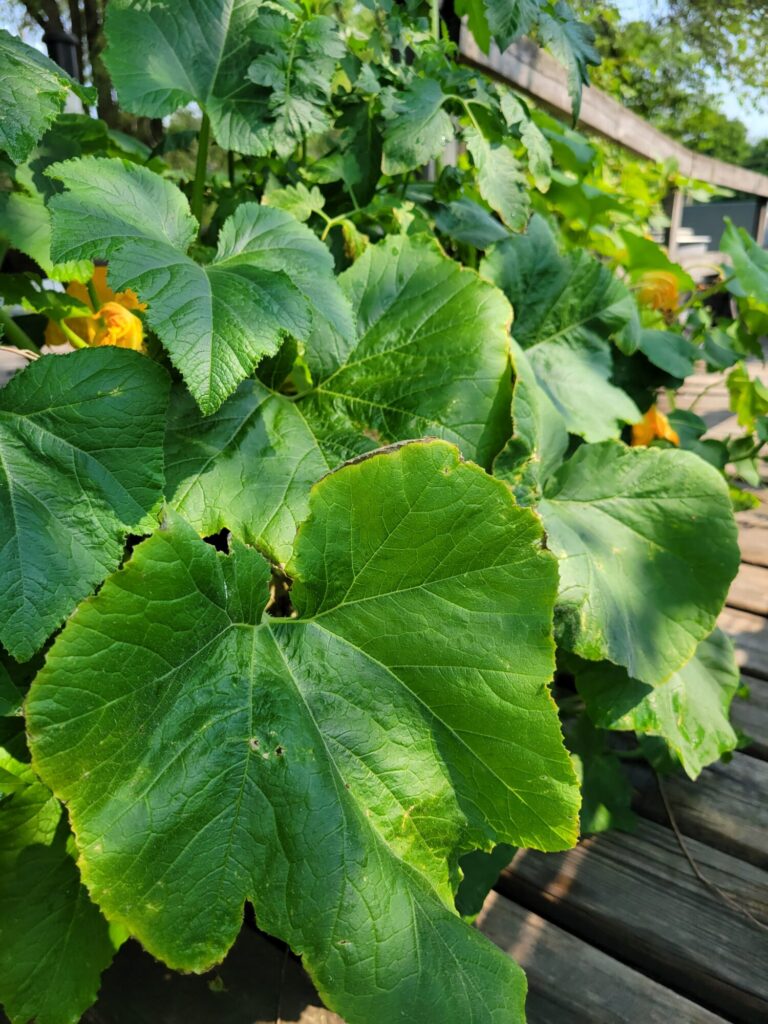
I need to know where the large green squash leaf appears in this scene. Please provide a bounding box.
[0,348,168,661]
[0,30,94,164]
[166,235,513,562]
[302,235,513,462]
[0,747,116,1024]
[29,441,579,1022]
[494,337,568,504]
[45,158,345,413]
[104,0,269,155]
[539,441,739,686]
[575,628,741,779]
[482,215,639,441]
[165,378,331,564]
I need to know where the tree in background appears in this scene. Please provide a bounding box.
[665,0,768,100]
[574,1,766,170]
[745,139,768,177]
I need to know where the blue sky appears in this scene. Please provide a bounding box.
[614,0,768,139]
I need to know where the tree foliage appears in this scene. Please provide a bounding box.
[576,1,764,166]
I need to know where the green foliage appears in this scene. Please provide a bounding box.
[494,337,568,504]
[46,158,345,413]
[382,78,453,174]
[722,219,768,300]
[0,29,93,164]
[104,0,277,156]
[0,348,168,660]
[29,443,578,1021]
[455,843,517,917]
[0,826,117,1024]
[166,234,512,562]
[576,3,758,165]
[465,125,530,230]
[539,442,739,685]
[458,0,598,117]
[664,0,768,100]
[0,5,759,1021]
[0,737,117,1024]
[0,192,91,283]
[482,215,639,441]
[565,713,636,834]
[575,628,741,780]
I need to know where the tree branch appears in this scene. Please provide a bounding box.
[21,0,65,32]
[67,0,86,81]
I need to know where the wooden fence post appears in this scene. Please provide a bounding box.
[664,188,684,260]
[754,198,768,247]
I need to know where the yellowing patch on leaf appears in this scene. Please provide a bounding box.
[631,406,679,447]
[45,266,146,351]
[636,270,679,313]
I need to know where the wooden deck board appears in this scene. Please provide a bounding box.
[497,819,768,1023]
[738,522,768,568]
[727,562,768,616]
[719,607,768,678]
[627,753,768,869]
[477,893,728,1023]
[732,673,768,759]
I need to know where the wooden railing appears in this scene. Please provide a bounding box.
[459,29,768,250]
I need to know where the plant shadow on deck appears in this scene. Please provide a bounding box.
[82,913,341,1024]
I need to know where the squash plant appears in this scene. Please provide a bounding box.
[0,1,756,1021]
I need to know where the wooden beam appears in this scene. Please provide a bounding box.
[754,198,768,244]
[664,187,685,261]
[460,31,768,199]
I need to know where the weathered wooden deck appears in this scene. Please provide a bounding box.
[0,346,765,1022]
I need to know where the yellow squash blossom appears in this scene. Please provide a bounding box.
[45,266,146,352]
[636,270,679,313]
[631,405,680,447]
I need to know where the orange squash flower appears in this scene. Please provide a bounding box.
[45,266,146,352]
[631,406,680,447]
[636,270,679,313]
